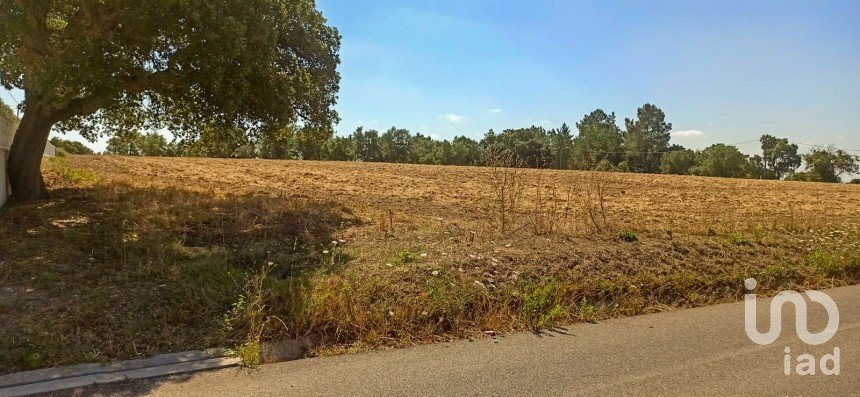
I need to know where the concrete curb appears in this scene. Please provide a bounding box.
[0,348,240,397]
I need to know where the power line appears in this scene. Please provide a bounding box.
[3,89,19,105]
[561,138,858,156]
[3,89,20,118]
[793,142,860,153]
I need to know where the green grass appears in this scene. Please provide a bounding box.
[49,157,98,183]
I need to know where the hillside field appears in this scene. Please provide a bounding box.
[1,155,858,373]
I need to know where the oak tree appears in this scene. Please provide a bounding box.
[0,0,340,201]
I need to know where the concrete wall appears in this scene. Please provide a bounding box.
[0,115,13,207]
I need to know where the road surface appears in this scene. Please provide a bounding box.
[49,285,858,396]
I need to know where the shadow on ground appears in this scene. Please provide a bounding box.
[0,180,360,374]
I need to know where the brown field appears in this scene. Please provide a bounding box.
[1,155,858,373]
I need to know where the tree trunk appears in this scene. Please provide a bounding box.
[8,104,55,203]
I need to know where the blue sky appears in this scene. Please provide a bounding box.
[2,0,859,154]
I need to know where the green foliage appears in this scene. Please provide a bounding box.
[295,126,334,160]
[235,341,262,366]
[408,133,438,164]
[380,127,412,163]
[482,126,553,168]
[660,148,697,175]
[618,229,639,242]
[522,281,565,329]
[448,136,482,166]
[49,157,98,183]
[49,137,94,155]
[548,123,574,169]
[749,135,801,179]
[19,352,43,370]
[808,250,838,275]
[800,147,859,183]
[0,100,17,123]
[1,0,341,164]
[257,126,296,160]
[578,297,598,323]
[725,232,751,246]
[396,250,416,265]
[693,144,748,178]
[322,136,356,161]
[353,127,382,162]
[623,104,672,173]
[106,131,174,157]
[573,109,624,170]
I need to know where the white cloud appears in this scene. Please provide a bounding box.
[440,114,465,123]
[488,108,503,114]
[672,129,706,138]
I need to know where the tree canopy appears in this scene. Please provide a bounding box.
[49,137,94,154]
[795,147,860,183]
[573,109,623,170]
[1,0,341,201]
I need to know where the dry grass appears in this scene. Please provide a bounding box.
[0,155,857,373]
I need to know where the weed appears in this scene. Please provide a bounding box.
[522,281,565,329]
[725,232,751,246]
[618,229,638,242]
[395,250,416,265]
[576,173,609,232]
[486,149,526,234]
[578,297,598,323]
[20,352,43,370]
[808,250,842,276]
[235,341,262,366]
[221,262,284,364]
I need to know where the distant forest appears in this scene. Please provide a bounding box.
[44,102,859,184]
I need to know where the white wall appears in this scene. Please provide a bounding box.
[1,116,16,207]
[0,149,7,208]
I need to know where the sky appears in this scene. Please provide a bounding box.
[2,0,859,155]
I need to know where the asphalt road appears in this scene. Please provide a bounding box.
[54,285,858,396]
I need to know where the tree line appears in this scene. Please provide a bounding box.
[49,102,860,184]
